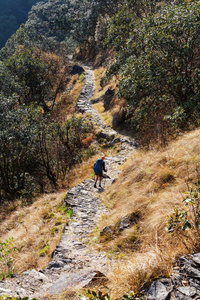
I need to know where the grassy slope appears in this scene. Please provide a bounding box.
[0,68,89,276]
[1,65,200,298]
[93,128,200,298]
[0,66,118,280]
[91,67,123,128]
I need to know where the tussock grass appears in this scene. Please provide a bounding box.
[2,65,200,298]
[0,145,118,276]
[93,102,113,127]
[107,249,172,298]
[0,192,68,274]
[91,67,121,128]
[92,128,200,298]
[52,73,84,121]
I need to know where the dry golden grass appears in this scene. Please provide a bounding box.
[93,102,113,127]
[92,67,107,100]
[91,128,200,298]
[52,73,84,122]
[91,67,121,127]
[2,65,200,298]
[0,147,118,276]
[0,192,68,275]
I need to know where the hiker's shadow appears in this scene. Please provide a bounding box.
[97,187,104,193]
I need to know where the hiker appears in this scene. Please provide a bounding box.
[93,156,107,188]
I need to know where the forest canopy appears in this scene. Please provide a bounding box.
[105,0,200,144]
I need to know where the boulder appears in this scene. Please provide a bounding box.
[112,108,126,128]
[111,137,121,144]
[192,253,200,265]
[188,277,200,290]
[90,97,101,104]
[70,65,84,75]
[48,270,107,295]
[104,88,114,110]
[177,286,196,297]
[184,264,200,279]
[96,131,115,142]
[118,215,132,232]
[171,291,193,299]
[100,77,105,88]
[47,260,65,269]
[22,269,48,282]
[64,198,77,208]
[100,226,113,237]
[144,253,200,299]
[118,212,141,233]
[147,279,173,300]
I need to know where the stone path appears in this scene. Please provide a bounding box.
[0,65,137,299]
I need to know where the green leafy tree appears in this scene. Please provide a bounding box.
[25,0,72,45]
[24,0,122,51]
[37,115,92,188]
[0,96,92,200]
[0,98,43,199]
[0,61,22,96]
[106,1,200,144]
[5,46,67,112]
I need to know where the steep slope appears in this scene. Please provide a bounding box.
[0,65,137,298]
[95,128,200,299]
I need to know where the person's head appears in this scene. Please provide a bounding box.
[101,156,105,160]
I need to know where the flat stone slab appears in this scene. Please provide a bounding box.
[184,264,200,278]
[48,270,107,295]
[147,280,172,300]
[192,253,200,265]
[0,287,12,294]
[171,291,193,300]
[177,286,196,297]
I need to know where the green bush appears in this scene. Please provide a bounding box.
[167,181,200,251]
[106,1,200,144]
[0,237,18,279]
[79,289,110,300]
[0,98,92,200]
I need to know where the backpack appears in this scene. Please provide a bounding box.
[93,159,103,173]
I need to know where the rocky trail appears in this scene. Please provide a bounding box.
[0,65,137,299]
[1,66,200,300]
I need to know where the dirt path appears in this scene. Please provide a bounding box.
[0,65,137,299]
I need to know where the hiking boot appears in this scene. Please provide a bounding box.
[94,183,97,188]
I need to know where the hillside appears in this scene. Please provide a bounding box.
[98,128,200,298]
[0,0,40,49]
[0,64,200,299]
[0,0,200,299]
[0,63,137,298]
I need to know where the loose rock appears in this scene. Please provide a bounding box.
[147,280,173,300]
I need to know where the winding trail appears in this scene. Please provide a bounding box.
[0,65,137,299]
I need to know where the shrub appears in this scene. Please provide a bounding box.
[0,100,92,200]
[167,181,200,251]
[79,289,110,300]
[0,237,18,279]
[106,1,200,144]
